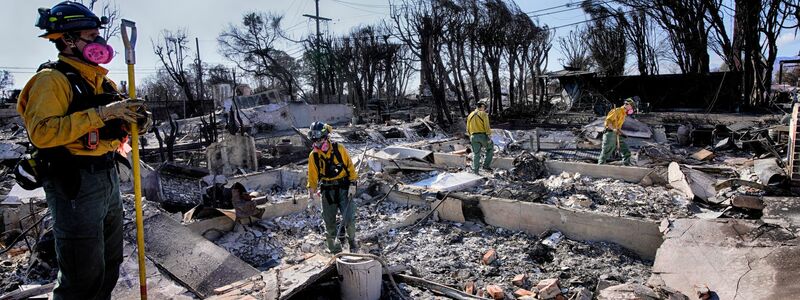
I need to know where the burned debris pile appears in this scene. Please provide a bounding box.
[1,98,798,300]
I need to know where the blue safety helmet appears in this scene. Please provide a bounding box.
[36,1,108,38]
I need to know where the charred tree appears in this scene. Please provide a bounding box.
[152,29,197,116]
[390,0,452,124]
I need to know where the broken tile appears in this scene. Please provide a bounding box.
[465,281,475,295]
[512,273,527,287]
[513,288,535,297]
[485,285,504,299]
[536,278,561,299]
[482,248,498,265]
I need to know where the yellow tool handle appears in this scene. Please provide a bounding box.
[122,18,147,300]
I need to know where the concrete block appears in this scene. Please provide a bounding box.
[207,134,258,176]
[476,195,662,259]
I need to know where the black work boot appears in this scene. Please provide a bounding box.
[348,239,359,253]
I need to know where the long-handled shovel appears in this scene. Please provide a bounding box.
[121,19,148,300]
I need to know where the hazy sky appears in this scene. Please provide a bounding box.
[2,0,798,90]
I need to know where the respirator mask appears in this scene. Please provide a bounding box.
[312,139,330,152]
[71,35,114,65]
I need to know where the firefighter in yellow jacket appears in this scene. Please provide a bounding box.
[598,99,635,165]
[306,122,358,253]
[467,100,493,174]
[17,2,151,299]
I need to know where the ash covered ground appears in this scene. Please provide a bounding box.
[379,220,651,299]
[206,188,653,299]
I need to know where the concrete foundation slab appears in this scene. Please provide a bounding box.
[113,241,193,300]
[134,213,260,297]
[762,196,800,230]
[209,254,336,300]
[652,219,800,299]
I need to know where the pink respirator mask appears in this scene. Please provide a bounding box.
[626,108,634,115]
[80,36,114,65]
[313,139,330,152]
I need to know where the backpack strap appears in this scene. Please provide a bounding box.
[312,143,350,180]
[313,152,323,176]
[330,143,350,180]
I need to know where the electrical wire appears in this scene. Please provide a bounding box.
[548,8,637,31]
[330,0,386,15]
[526,1,586,14]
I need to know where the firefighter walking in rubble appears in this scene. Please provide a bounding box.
[16,2,152,299]
[467,100,494,174]
[306,122,359,254]
[598,98,635,165]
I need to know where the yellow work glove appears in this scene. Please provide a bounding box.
[97,99,144,123]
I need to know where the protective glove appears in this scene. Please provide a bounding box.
[137,104,153,132]
[97,99,145,123]
[308,188,320,206]
[348,184,357,199]
[127,109,153,134]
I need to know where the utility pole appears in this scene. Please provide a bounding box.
[195,37,204,111]
[195,38,204,101]
[303,0,331,103]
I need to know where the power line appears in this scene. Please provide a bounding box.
[548,8,636,31]
[526,1,586,15]
[330,0,393,9]
[527,0,616,18]
[330,0,386,14]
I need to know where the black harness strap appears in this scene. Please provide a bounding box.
[313,142,350,180]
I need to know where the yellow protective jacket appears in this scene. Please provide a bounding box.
[604,107,627,130]
[466,110,491,136]
[17,55,120,156]
[307,143,357,190]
